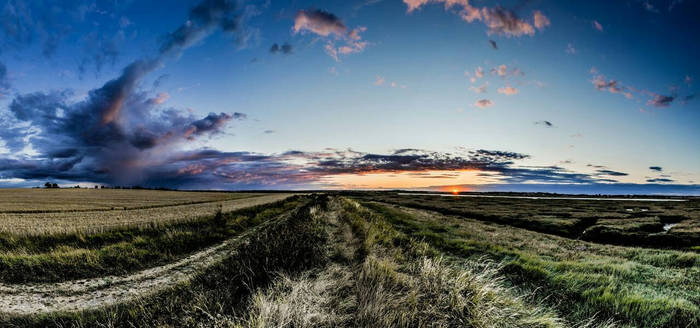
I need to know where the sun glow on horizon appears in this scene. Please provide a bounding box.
[322,170,485,189]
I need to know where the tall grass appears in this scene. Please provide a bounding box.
[362,201,699,327]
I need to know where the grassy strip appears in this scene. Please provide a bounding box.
[235,196,571,328]
[0,196,305,283]
[362,201,699,328]
[0,195,329,327]
[356,193,700,249]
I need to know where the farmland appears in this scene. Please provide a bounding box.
[0,190,697,327]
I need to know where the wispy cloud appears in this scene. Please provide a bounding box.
[590,68,634,99]
[293,9,368,61]
[565,43,576,54]
[592,20,604,32]
[469,82,488,94]
[403,1,549,37]
[649,166,663,172]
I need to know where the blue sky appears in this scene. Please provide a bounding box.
[0,0,698,193]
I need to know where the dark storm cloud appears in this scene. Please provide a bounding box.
[649,166,663,172]
[0,0,251,186]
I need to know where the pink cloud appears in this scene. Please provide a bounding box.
[403,1,547,37]
[475,99,493,108]
[497,86,518,95]
[533,10,551,30]
[592,20,603,32]
[293,10,369,61]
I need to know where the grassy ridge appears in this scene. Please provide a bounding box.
[362,201,699,327]
[0,196,305,283]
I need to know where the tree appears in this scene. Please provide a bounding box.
[52,183,59,188]
[44,182,52,188]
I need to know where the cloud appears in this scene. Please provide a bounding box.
[534,120,553,127]
[494,64,507,77]
[533,10,550,30]
[148,92,170,105]
[592,20,604,32]
[263,130,275,134]
[293,9,368,61]
[497,85,518,95]
[475,99,493,108]
[270,42,293,54]
[293,9,347,37]
[374,75,385,86]
[685,75,693,85]
[565,43,576,54]
[489,39,497,49]
[469,83,488,94]
[590,68,693,108]
[669,0,684,11]
[596,169,628,177]
[590,70,634,99]
[0,142,644,189]
[0,62,10,97]
[647,94,675,107]
[480,6,536,37]
[466,66,485,83]
[643,1,659,13]
[0,0,250,186]
[647,178,674,183]
[649,166,663,172]
[403,1,548,37]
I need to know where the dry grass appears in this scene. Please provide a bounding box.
[234,197,576,328]
[0,192,294,235]
[0,189,264,213]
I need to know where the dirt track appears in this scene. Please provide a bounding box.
[0,198,295,316]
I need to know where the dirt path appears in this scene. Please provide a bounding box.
[0,209,291,316]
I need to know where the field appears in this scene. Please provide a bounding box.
[0,190,697,327]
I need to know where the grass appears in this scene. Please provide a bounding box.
[361,200,699,327]
[354,192,700,249]
[0,193,294,235]
[0,196,306,283]
[235,197,574,328]
[0,191,696,327]
[0,195,329,327]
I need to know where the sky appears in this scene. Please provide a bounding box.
[0,0,698,194]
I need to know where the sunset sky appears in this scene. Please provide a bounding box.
[0,0,698,194]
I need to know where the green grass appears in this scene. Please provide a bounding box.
[353,192,700,249]
[360,200,699,328]
[0,196,306,283]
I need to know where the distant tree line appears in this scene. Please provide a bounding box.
[41,182,176,191]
